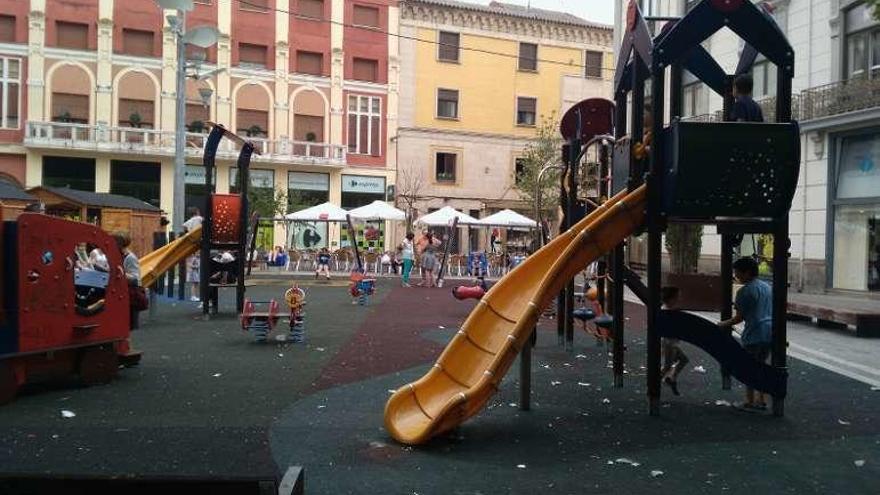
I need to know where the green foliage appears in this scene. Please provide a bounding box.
[246,125,265,137]
[513,112,563,216]
[868,0,880,20]
[248,186,287,219]
[665,223,703,274]
[128,112,142,128]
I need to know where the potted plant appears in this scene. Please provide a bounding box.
[128,112,143,129]
[188,120,205,133]
[664,223,722,311]
[246,125,265,137]
[58,110,73,123]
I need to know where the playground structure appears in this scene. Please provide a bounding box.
[139,123,258,317]
[384,0,799,444]
[0,213,140,404]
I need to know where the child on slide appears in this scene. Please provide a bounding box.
[660,286,689,396]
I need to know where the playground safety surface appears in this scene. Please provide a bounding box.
[0,279,878,494]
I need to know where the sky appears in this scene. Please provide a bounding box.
[471,0,616,25]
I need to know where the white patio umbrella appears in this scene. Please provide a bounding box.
[348,200,406,221]
[415,206,480,226]
[284,201,349,222]
[477,209,538,229]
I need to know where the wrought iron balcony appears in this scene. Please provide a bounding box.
[23,121,347,167]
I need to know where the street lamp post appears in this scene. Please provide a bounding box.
[156,0,218,232]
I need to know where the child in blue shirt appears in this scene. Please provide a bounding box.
[719,257,773,411]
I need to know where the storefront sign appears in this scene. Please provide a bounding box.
[341,174,386,194]
[288,172,330,191]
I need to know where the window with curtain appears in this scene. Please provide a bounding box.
[845,3,880,79]
[435,152,457,182]
[121,28,155,57]
[56,21,89,50]
[0,57,20,129]
[0,15,15,43]
[584,50,602,78]
[437,89,459,119]
[438,31,460,62]
[519,43,537,71]
[239,43,268,68]
[296,51,323,75]
[297,0,324,18]
[516,97,536,126]
[352,5,380,27]
[347,95,381,155]
[352,58,378,82]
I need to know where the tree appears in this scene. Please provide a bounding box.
[247,186,287,249]
[868,0,880,20]
[665,224,703,274]
[513,112,563,221]
[396,168,425,232]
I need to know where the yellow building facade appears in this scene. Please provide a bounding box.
[397,0,614,252]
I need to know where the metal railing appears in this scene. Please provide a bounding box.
[24,121,347,166]
[683,77,880,124]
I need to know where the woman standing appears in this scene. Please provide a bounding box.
[113,232,143,330]
[417,231,442,288]
[399,232,415,287]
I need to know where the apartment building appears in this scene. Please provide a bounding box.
[614,0,880,295]
[0,0,399,250]
[397,0,614,252]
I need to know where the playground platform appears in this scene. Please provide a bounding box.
[0,279,877,494]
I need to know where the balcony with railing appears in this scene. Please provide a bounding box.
[23,121,347,167]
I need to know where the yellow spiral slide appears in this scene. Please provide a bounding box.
[139,226,202,289]
[384,186,646,445]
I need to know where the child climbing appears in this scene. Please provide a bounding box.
[660,286,689,396]
[719,257,773,411]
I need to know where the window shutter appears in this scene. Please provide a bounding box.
[239,43,268,67]
[352,58,378,82]
[584,51,603,78]
[298,0,324,18]
[0,16,15,43]
[122,29,155,57]
[56,21,89,50]
[519,43,537,71]
[352,5,380,27]
[438,32,460,61]
[296,51,323,75]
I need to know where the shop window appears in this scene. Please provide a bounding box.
[56,21,89,50]
[352,5,380,28]
[516,97,536,126]
[239,43,268,69]
[435,152,456,182]
[43,156,96,191]
[121,28,155,57]
[519,42,537,71]
[296,51,323,76]
[585,50,603,78]
[437,89,459,119]
[110,161,161,207]
[438,31,460,62]
[352,58,378,82]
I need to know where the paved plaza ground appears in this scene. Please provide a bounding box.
[1,278,878,494]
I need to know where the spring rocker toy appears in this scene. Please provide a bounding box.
[240,299,280,342]
[349,271,376,306]
[452,277,489,301]
[285,286,307,343]
[572,285,614,346]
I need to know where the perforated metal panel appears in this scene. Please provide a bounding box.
[663,121,800,220]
